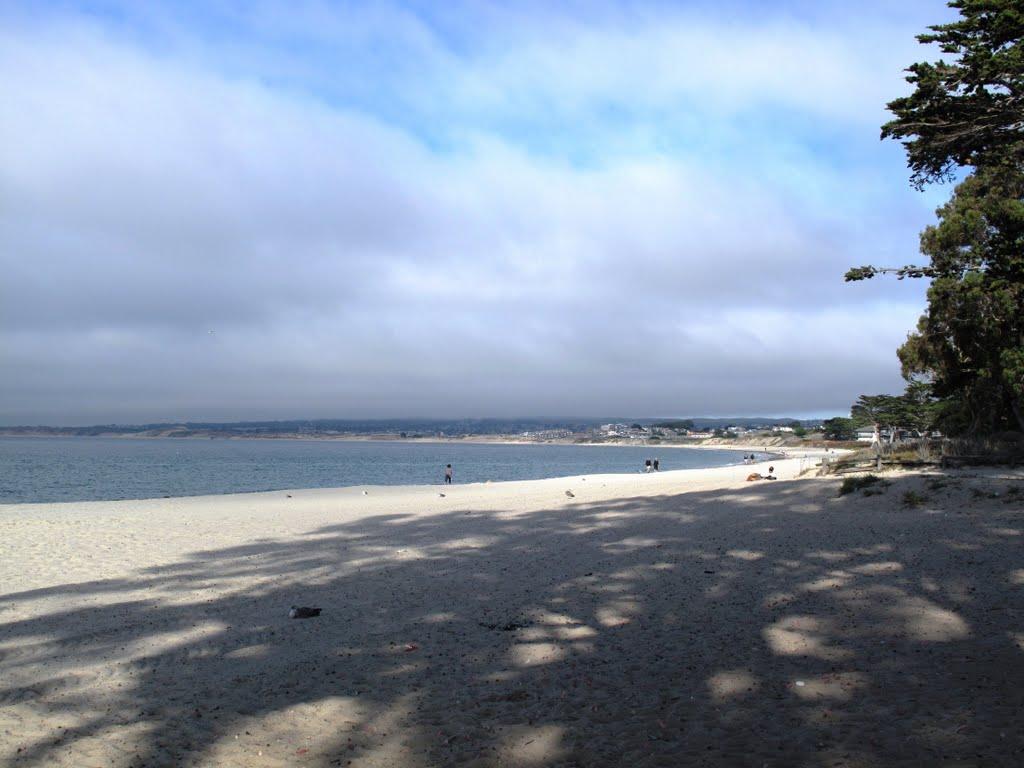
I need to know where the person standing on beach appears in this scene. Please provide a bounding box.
[444,464,453,484]
[653,458,660,471]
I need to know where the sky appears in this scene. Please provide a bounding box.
[0,1,959,425]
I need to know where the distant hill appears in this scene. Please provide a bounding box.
[0,415,825,438]
[649,417,822,429]
[0,418,601,438]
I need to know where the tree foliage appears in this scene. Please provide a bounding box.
[655,420,695,431]
[881,0,1024,189]
[847,385,943,440]
[897,166,1024,432]
[851,394,906,439]
[822,417,858,441]
[848,0,1024,435]
[900,378,944,435]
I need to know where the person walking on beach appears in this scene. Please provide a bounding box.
[444,464,453,484]
[653,458,660,471]
[644,459,652,473]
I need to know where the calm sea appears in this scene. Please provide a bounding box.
[0,437,752,504]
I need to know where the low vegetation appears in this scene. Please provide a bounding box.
[838,474,888,497]
[902,490,928,508]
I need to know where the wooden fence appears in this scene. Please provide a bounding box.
[820,436,1023,474]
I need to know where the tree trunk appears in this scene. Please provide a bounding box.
[1011,396,1024,433]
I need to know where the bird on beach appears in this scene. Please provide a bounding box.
[565,490,575,498]
[289,605,322,619]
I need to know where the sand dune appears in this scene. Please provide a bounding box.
[2,458,1022,767]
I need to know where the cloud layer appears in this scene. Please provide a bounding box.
[0,1,947,423]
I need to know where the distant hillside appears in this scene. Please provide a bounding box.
[0,415,825,437]
[653,417,822,429]
[0,418,602,438]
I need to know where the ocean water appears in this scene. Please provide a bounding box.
[0,437,753,504]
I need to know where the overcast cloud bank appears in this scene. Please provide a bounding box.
[0,1,950,424]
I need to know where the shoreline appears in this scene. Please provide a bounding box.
[0,456,824,609]
[0,455,818,578]
[0,443,811,508]
[0,456,808,512]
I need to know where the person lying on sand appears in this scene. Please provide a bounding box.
[746,466,777,482]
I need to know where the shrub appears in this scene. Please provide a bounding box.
[971,487,1000,500]
[902,490,928,507]
[839,474,887,496]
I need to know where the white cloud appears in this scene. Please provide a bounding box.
[0,3,938,423]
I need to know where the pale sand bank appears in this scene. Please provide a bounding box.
[1,458,1022,767]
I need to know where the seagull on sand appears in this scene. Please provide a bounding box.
[289,605,322,619]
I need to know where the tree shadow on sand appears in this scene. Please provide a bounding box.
[2,475,1023,767]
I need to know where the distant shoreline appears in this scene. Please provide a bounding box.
[0,449,818,510]
[0,430,795,456]
[0,435,816,506]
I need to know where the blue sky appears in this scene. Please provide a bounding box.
[0,1,959,423]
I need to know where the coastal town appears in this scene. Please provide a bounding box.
[0,417,826,444]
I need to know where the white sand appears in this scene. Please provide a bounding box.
[2,456,1022,767]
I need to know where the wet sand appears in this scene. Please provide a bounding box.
[1,459,1022,767]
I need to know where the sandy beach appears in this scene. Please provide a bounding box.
[2,456,1022,767]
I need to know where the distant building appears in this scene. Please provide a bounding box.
[856,428,878,443]
[600,423,633,437]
